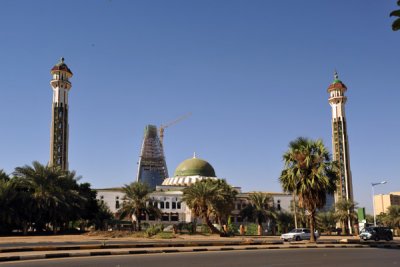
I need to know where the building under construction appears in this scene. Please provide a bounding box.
[136,125,168,188]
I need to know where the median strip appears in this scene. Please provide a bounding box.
[0,242,399,263]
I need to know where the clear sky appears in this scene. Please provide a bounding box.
[0,1,399,214]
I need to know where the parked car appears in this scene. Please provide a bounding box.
[359,227,393,241]
[280,228,319,241]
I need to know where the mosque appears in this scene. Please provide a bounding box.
[97,154,292,226]
[47,58,347,228]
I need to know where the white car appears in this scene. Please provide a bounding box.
[280,228,319,241]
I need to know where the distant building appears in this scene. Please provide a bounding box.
[49,58,73,170]
[136,125,168,188]
[374,192,400,215]
[96,188,125,214]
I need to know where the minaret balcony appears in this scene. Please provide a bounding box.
[329,96,347,103]
[50,79,72,89]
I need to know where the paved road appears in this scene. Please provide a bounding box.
[1,248,399,267]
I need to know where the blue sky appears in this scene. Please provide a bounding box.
[0,1,399,213]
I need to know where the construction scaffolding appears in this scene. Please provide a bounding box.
[136,125,168,188]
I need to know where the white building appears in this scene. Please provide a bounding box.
[96,155,292,226]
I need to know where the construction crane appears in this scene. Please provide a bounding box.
[159,113,192,145]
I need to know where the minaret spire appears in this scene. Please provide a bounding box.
[334,69,339,80]
[49,58,73,171]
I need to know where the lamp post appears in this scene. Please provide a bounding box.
[371,181,387,226]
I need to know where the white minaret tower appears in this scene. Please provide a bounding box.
[49,58,73,171]
[328,71,354,232]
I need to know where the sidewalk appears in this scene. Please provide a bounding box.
[0,233,370,244]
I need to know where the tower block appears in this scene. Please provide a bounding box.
[328,72,354,204]
[136,125,168,189]
[49,58,73,171]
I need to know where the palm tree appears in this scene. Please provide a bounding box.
[13,161,85,234]
[0,179,17,233]
[279,137,338,242]
[334,199,358,235]
[209,179,237,228]
[275,211,294,235]
[240,192,276,235]
[92,201,114,230]
[118,182,160,231]
[382,205,400,231]
[183,179,231,234]
[365,214,375,225]
[0,169,9,182]
[390,0,400,31]
[8,177,35,235]
[14,162,64,233]
[316,210,336,235]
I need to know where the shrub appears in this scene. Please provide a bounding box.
[145,224,164,237]
[176,222,196,234]
[227,222,238,235]
[200,224,211,234]
[245,223,258,235]
[140,222,150,230]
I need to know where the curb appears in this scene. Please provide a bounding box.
[0,240,283,254]
[0,243,399,263]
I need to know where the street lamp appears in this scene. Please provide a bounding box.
[371,181,387,226]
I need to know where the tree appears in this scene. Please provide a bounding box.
[240,192,275,235]
[91,201,114,230]
[208,179,237,228]
[0,162,96,235]
[0,169,9,182]
[382,205,400,230]
[279,137,338,242]
[390,0,400,31]
[8,177,35,235]
[334,199,358,235]
[183,179,236,234]
[316,210,336,235]
[0,179,17,233]
[289,197,308,228]
[77,182,101,229]
[13,161,86,234]
[0,170,15,233]
[275,211,294,235]
[14,162,65,233]
[118,182,160,231]
[365,214,374,225]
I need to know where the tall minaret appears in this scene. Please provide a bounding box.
[49,58,73,171]
[328,71,354,231]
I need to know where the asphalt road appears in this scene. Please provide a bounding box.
[1,248,399,267]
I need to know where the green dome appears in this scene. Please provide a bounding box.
[174,157,216,177]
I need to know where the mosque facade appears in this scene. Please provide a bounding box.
[97,155,292,226]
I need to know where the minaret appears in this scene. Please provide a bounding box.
[328,71,354,231]
[49,58,73,171]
